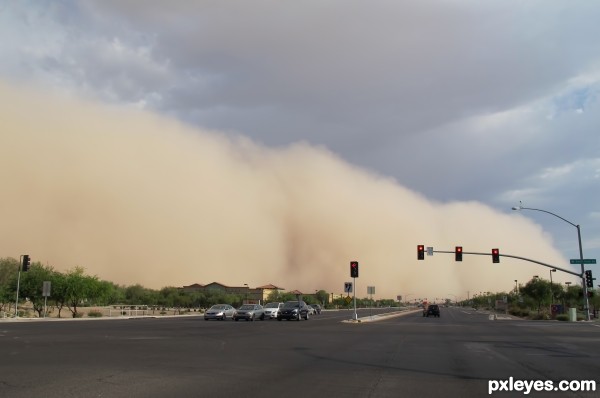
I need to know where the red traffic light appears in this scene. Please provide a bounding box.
[492,248,500,263]
[417,245,425,260]
[455,246,463,261]
[350,261,359,278]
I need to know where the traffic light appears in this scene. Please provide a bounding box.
[417,245,425,260]
[350,261,359,278]
[492,248,500,263]
[22,255,31,272]
[455,246,462,262]
[585,270,593,288]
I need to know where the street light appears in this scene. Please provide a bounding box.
[512,204,591,321]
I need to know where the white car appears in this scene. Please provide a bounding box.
[263,302,284,319]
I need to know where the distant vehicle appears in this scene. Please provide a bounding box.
[204,304,236,321]
[425,304,440,318]
[263,302,284,319]
[310,304,322,314]
[277,301,310,321]
[234,304,265,321]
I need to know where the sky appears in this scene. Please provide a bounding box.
[1,1,599,300]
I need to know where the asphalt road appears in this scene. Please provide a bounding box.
[1,307,598,398]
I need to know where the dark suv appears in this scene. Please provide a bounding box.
[425,304,440,317]
[277,301,310,321]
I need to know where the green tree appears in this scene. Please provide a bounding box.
[520,278,552,314]
[50,271,69,318]
[315,290,329,307]
[97,281,125,305]
[0,257,19,313]
[63,267,101,318]
[17,262,55,317]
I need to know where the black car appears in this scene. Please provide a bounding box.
[425,304,440,317]
[277,301,311,321]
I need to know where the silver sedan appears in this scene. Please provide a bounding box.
[204,304,236,321]
[233,304,265,321]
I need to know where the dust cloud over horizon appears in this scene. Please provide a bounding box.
[1,81,575,300]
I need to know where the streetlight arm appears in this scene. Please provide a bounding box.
[511,203,590,321]
[512,206,578,228]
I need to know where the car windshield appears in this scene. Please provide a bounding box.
[283,301,302,309]
[264,303,280,308]
[210,305,226,310]
[239,305,254,310]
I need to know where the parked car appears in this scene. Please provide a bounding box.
[263,302,284,319]
[204,304,236,321]
[310,304,322,314]
[233,304,265,321]
[277,301,311,321]
[425,304,440,318]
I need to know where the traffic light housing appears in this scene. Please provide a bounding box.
[455,246,462,262]
[22,255,31,272]
[350,261,359,278]
[585,270,593,288]
[417,245,425,260]
[492,248,500,263]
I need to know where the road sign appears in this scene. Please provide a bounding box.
[570,259,596,264]
[367,286,375,295]
[344,282,353,293]
[42,281,51,297]
[344,296,352,305]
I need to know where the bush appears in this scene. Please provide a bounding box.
[87,310,103,318]
[530,313,549,320]
[555,314,569,321]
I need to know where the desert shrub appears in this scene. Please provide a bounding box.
[88,310,103,318]
[555,314,569,321]
[530,313,549,320]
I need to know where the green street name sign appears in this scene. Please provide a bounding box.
[570,259,597,264]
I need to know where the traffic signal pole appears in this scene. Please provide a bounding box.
[430,249,581,278]
[353,276,357,321]
[14,256,22,317]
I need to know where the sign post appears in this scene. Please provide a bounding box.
[42,281,51,318]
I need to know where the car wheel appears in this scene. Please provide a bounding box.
[260,314,265,321]
[235,318,239,321]
[305,312,309,320]
[250,315,254,322]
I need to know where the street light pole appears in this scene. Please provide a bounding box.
[550,268,556,302]
[512,204,590,321]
